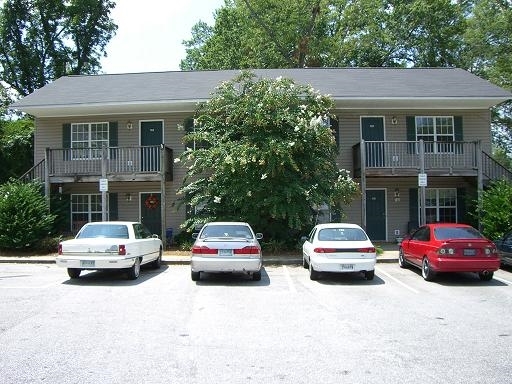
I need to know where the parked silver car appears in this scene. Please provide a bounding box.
[190,222,263,281]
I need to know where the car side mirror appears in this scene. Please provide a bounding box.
[255,233,263,240]
[152,234,159,239]
[300,236,308,243]
[192,233,198,239]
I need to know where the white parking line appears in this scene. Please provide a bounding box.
[282,265,297,293]
[494,275,512,285]
[375,266,419,294]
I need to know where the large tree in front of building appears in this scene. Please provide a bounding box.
[176,71,359,241]
[0,0,117,97]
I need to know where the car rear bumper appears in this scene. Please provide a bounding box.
[56,256,137,270]
[191,256,262,272]
[431,257,501,272]
[310,256,376,273]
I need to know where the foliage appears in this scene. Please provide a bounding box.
[0,0,117,97]
[0,179,56,250]
[0,117,34,183]
[176,71,360,241]
[474,180,512,240]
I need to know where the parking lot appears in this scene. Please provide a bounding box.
[0,262,511,384]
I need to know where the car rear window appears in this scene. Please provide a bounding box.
[200,225,253,239]
[77,224,129,239]
[318,228,367,241]
[434,227,484,240]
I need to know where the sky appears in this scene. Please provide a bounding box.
[100,0,225,74]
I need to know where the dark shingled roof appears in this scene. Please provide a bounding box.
[11,68,511,117]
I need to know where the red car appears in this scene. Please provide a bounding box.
[399,223,500,281]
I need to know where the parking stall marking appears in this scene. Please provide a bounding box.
[375,266,420,294]
[282,265,297,293]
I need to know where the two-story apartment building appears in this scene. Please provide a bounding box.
[11,68,512,243]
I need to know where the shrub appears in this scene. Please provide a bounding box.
[0,179,56,250]
[474,179,512,239]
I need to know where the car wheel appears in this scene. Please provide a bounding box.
[67,268,81,279]
[302,256,308,269]
[151,248,162,269]
[398,247,408,268]
[365,270,375,280]
[309,261,319,281]
[478,271,494,281]
[421,257,435,281]
[252,270,262,281]
[191,271,200,281]
[126,258,141,280]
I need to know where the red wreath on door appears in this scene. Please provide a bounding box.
[144,194,159,210]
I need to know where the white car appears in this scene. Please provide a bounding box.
[302,223,376,280]
[56,221,163,280]
[190,222,263,281]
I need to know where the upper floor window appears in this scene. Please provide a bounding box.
[71,122,109,159]
[415,116,454,153]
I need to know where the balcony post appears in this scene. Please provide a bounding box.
[419,140,426,226]
[476,140,483,230]
[160,145,167,243]
[361,140,367,230]
[44,148,50,200]
[101,145,108,221]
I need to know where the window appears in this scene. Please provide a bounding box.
[71,194,105,231]
[184,117,209,150]
[71,122,109,159]
[415,117,454,153]
[423,188,457,223]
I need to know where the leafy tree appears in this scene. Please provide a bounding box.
[0,117,34,183]
[474,180,512,240]
[176,71,360,241]
[0,0,117,97]
[0,179,55,250]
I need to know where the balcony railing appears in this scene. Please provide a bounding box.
[353,140,479,177]
[46,145,173,181]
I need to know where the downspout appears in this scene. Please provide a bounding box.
[160,144,167,245]
[476,140,483,231]
[361,140,366,230]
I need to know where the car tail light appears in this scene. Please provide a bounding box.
[313,248,336,253]
[118,245,126,256]
[484,247,497,256]
[58,244,62,255]
[438,247,456,255]
[234,246,261,255]
[192,245,218,255]
[357,247,376,253]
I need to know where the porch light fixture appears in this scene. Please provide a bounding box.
[126,121,133,130]
[125,193,132,201]
[391,116,398,125]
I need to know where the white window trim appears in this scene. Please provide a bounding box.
[415,116,455,154]
[71,122,110,160]
[419,188,457,223]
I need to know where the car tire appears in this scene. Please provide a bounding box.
[252,270,262,281]
[422,257,435,281]
[67,268,81,279]
[398,247,408,268]
[191,271,200,281]
[365,270,375,280]
[478,271,493,281]
[309,261,319,281]
[302,256,308,269]
[126,258,141,280]
[151,248,162,269]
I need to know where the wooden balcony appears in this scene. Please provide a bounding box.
[45,145,173,183]
[352,141,480,178]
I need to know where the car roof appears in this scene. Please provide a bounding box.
[203,222,250,226]
[426,223,472,228]
[314,223,364,229]
[84,221,139,226]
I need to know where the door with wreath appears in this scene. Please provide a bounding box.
[140,192,161,237]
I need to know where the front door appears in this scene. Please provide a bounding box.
[140,192,161,237]
[366,189,386,241]
[361,117,385,167]
[140,121,163,172]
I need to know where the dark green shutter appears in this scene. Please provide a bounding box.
[109,193,118,221]
[184,117,194,149]
[62,123,71,160]
[409,188,419,233]
[330,116,340,149]
[406,116,416,153]
[456,188,466,223]
[109,122,118,159]
[454,116,463,154]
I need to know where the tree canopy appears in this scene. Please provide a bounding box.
[0,0,117,97]
[176,71,359,240]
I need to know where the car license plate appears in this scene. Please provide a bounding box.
[80,260,95,268]
[463,249,476,256]
[340,264,354,270]
[218,249,233,256]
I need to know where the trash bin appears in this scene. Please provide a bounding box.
[166,227,173,246]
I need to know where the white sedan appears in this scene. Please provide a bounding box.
[56,221,163,280]
[302,223,376,280]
